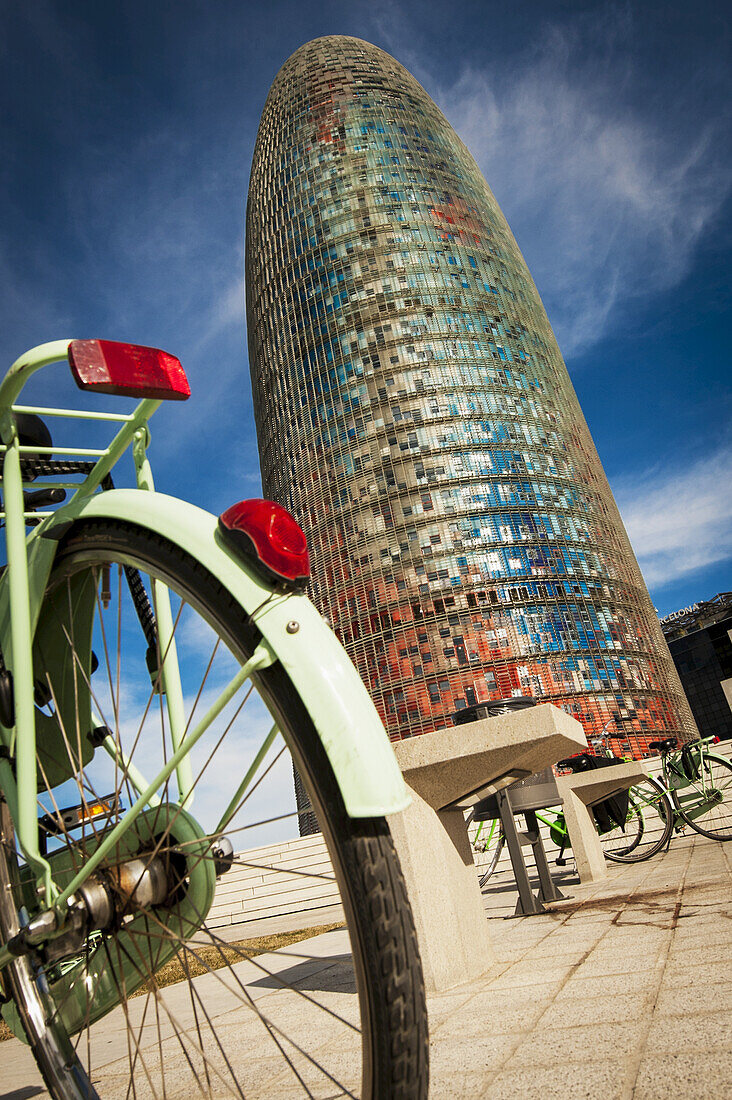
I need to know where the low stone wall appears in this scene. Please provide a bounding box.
[208,831,340,931]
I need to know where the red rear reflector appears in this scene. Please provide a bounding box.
[218,500,310,588]
[68,340,190,400]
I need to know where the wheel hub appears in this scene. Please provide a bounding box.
[3,804,220,1040]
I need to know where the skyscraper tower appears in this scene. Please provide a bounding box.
[246,35,695,754]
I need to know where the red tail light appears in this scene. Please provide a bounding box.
[218,500,310,588]
[68,340,190,400]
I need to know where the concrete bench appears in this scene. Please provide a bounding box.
[386,703,587,991]
[555,759,649,882]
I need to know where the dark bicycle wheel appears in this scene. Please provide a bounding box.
[599,777,673,863]
[0,519,428,1099]
[670,752,732,840]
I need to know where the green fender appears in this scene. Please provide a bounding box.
[40,490,410,819]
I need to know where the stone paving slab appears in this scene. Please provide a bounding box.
[0,832,729,1098]
[426,831,732,1099]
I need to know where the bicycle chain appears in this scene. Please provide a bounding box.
[17,460,158,650]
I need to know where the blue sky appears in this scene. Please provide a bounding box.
[2,0,730,617]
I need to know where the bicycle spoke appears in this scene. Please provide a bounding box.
[116,925,274,1099]
[123,896,360,1037]
[124,920,354,1098]
[0,523,426,1099]
[178,948,215,1099]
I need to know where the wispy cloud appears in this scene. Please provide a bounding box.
[615,444,732,589]
[428,22,731,356]
[63,126,247,343]
[191,273,246,355]
[50,125,253,462]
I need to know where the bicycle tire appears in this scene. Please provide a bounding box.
[599,777,673,863]
[477,826,505,887]
[669,753,732,840]
[466,811,504,888]
[0,519,428,1099]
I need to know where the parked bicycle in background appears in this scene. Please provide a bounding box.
[470,722,732,884]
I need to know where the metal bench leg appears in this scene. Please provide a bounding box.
[523,809,569,903]
[495,790,546,916]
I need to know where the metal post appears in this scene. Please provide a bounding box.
[523,809,568,903]
[495,789,546,916]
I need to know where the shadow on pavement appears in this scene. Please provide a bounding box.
[250,954,356,994]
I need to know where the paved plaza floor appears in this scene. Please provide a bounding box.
[0,831,729,1098]
[430,830,731,1098]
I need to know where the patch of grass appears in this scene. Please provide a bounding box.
[0,920,346,1040]
[141,920,346,992]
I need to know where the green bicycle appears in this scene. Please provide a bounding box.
[0,340,428,1100]
[470,736,732,883]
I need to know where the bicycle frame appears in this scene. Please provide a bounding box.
[0,341,409,965]
[473,738,730,891]
[658,738,727,820]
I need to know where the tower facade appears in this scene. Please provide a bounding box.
[246,35,696,754]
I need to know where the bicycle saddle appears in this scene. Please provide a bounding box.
[648,738,677,753]
[557,753,593,771]
[8,413,53,485]
[557,752,624,772]
[15,412,53,452]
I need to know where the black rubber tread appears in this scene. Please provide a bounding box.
[122,562,158,647]
[346,828,429,1095]
[6,517,428,1099]
[670,755,732,840]
[0,798,101,1100]
[599,806,645,861]
[20,458,96,479]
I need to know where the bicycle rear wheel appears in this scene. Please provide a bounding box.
[671,753,732,840]
[599,778,673,863]
[0,519,428,1099]
[467,813,505,887]
[477,825,505,888]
